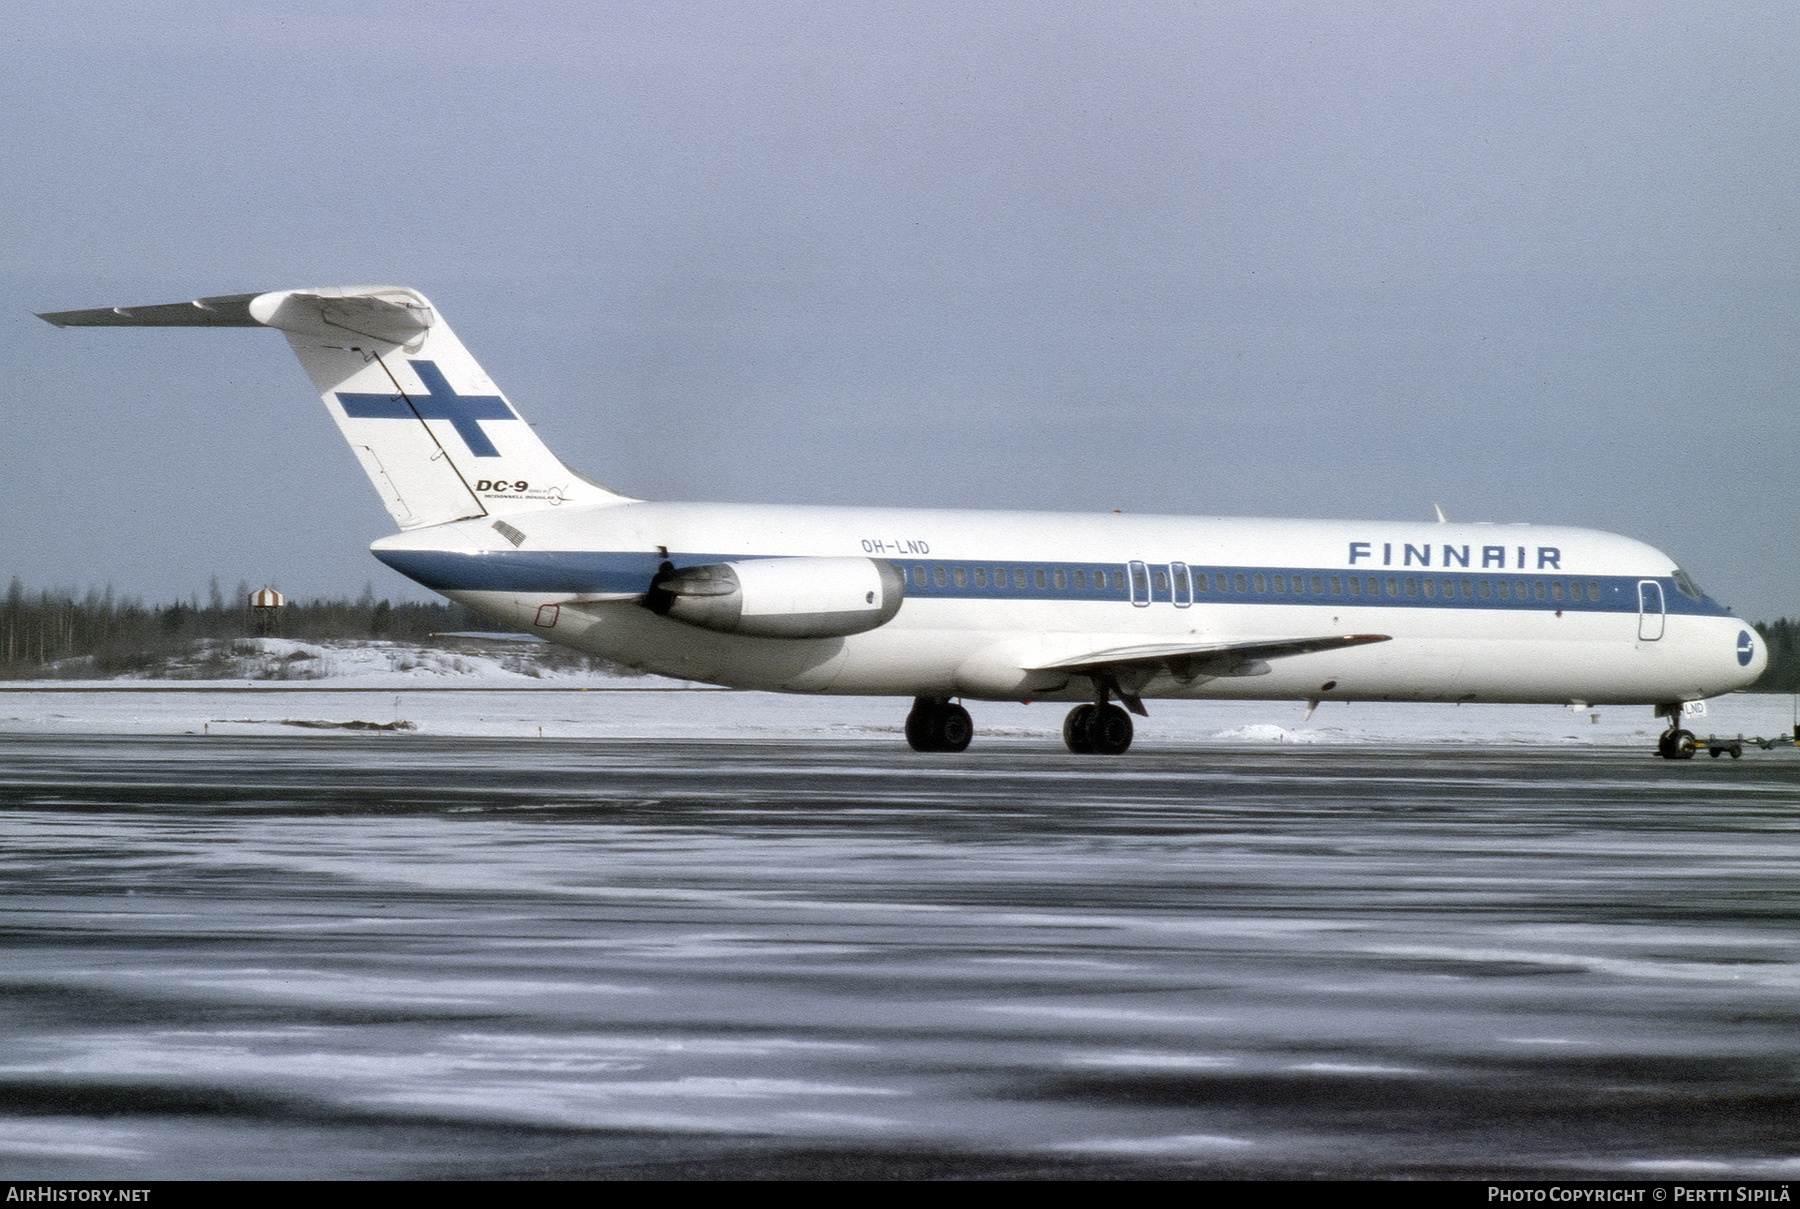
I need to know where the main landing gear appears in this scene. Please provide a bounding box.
[905,697,972,752]
[902,690,1138,755]
[1062,702,1134,755]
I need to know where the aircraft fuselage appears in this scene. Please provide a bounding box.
[372,502,1758,708]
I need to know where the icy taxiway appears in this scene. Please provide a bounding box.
[2,686,1798,1179]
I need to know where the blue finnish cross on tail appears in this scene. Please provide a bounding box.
[335,360,514,457]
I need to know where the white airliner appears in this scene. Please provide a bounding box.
[41,284,1765,758]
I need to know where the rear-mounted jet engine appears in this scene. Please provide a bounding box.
[646,556,905,639]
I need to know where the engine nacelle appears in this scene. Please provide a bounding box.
[648,557,905,639]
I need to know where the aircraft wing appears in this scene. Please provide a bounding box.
[1020,633,1390,713]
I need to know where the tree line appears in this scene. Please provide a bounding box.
[1750,619,1800,694]
[1,577,496,678]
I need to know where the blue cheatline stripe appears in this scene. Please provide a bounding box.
[373,548,672,595]
[370,549,1734,619]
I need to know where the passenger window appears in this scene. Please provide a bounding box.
[1385,578,1398,596]
[1421,579,1435,598]
[1053,569,1066,590]
[1034,568,1047,590]
[1330,576,1343,594]
[1253,574,1267,593]
[973,567,987,588]
[913,565,928,587]
[933,566,947,588]
[1347,577,1360,596]
[1234,573,1247,592]
[1459,579,1471,599]
[1192,571,1205,592]
[1272,574,1285,593]
[1551,581,1563,600]
[1311,575,1323,594]
[1153,570,1168,592]
[1533,581,1546,601]
[1405,578,1419,597]
[1478,580,1491,598]
[1111,571,1125,591]
[1072,568,1085,590]
[953,567,967,588]
[1588,581,1601,601]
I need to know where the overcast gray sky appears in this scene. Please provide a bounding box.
[6,1,1797,619]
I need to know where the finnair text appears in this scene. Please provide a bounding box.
[1351,542,1561,570]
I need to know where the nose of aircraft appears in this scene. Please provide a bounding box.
[1731,622,1768,687]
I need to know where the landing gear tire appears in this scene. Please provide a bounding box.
[1657,728,1697,760]
[1063,704,1098,754]
[905,699,973,752]
[1063,702,1133,755]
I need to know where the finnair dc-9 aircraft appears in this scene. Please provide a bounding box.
[42,284,1764,758]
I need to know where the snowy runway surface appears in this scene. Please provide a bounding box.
[2,689,1799,1179]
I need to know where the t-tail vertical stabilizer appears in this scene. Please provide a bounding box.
[38,285,632,529]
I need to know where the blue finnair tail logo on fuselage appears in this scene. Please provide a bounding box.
[335,360,515,457]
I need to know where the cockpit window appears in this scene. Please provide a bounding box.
[1671,568,1705,600]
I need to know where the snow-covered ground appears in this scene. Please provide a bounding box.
[44,636,631,685]
[1,639,1792,748]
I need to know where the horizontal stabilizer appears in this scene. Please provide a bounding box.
[39,293,261,327]
[39,286,434,344]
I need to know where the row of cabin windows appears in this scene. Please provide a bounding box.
[913,565,1126,591]
[910,564,1605,603]
[1197,572,1605,603]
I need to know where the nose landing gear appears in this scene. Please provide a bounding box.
[1654,702,1698,760]
[1656,726,1697,760]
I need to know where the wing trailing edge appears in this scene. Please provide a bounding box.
[1026,633,1392,680]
